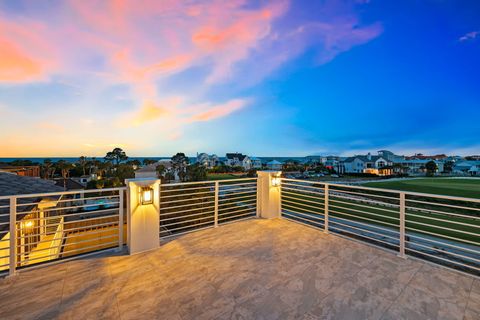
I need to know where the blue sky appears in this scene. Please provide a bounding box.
[0,0,479,157]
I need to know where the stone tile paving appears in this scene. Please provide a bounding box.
[0,219,478,320]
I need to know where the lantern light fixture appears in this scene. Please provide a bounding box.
[271,175,281,187]
[140,186,154,205]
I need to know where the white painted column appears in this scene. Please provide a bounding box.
[126,178,161,255]
[257,171,282,219]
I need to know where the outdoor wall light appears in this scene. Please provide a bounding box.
[271,176,281,187]
[140,187,154,205]
[22,220,34,233]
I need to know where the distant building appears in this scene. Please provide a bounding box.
[468,165,480,176]
[395,159,444,175]
[55,178,85,191]
[0,165,40,177]
[225,153,251,170]
[267,160,282,170]
[453,161,480,175]
[196,153,219,168]
[72,174,97,186]
[250,157,262,169]
[135,160,172,179]
[343,153,392,175]
[405,153,447,161]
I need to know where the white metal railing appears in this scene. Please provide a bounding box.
[0,187,126,276]
[159,178,257,239]
[280,178,480,275]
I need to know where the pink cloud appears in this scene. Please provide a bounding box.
[0,0,382,135]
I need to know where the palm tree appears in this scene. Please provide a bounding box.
[41,159,53,179]
[78,156,88,176]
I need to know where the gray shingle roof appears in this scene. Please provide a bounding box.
[0,172,63,197]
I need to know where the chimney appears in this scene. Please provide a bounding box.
[367,152,372,161]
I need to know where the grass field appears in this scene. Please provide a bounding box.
[207,173,247,180]
[362,178,480,199]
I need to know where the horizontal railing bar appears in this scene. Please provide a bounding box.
[281,190,325,204]
[219,189,257,196]
[160,200,215,210]
[406,248,480,272]
[16,227,119,249]
[11,188,125,200]
[160,220,214,233]
[218,194,256,202]
[160,225,214,239]
[281,186,326,197]
[161,196,215,205]
[405,220,479,237]
[328,188,400,202]
[16,195,120,207]
[160,185,214,192]
[161,211,214,222]
[218,186,257,193]
[328,211,400,234]
[328,224,401,248]
[16,214,118,230]
[18,240,118,265]
[15,220,119,240]
[405,205,480,220]
[406,212,480,229]
[219,181,257,188]
[218,212,255,221]
[406,198,480,212]
[329,219,401,242]
[282,210,324,224]
[329,206,399,226]
[329,197,399,215]
[218,207,257,217]
[281,183,325,192]
[160,190,214,199]
[160,205,215,216]
[281,203,324,218]
[162,181,216,187]
[328,203,399,222]
[16,208,119,223]
[329,193,399,209]
[161,214,214,228]
[217,201,256,212]
[281,198,324,212]
[281,178,326,186]
[406,233,480,255]
[406,226,479,246]
[17,202,120,215]
[405,240,480,263]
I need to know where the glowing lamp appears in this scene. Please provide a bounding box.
[23,220,34,231]
[140,187,154,205]
[271,176,281,187]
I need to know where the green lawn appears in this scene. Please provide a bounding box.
[362,178,480,199]
[207,173,246,181]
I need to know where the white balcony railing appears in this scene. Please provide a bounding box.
[280,178,480,275]
[0,175,479,277]
[159,178,257,239]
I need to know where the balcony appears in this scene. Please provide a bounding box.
[0,173,479,319]
[0,219,479,319]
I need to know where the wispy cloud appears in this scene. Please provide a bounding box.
[459,31,479,42]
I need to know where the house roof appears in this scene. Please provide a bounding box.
[267,160,282,165]
[344,155,386,163]
[136,160,172,173]
[54,178,85,190]
[0,172,63,197]
[226,153,247,161]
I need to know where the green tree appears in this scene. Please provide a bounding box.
[171,153,189,182]
[41,159,54,179]
[143,159,157,165]
[443,161,454,173]
[186,163,207,181]
[156,164,166,180]
[78,156,88,176]
[425,161,438,176]
[104,148,128,165]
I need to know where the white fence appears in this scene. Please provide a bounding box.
[0,188,125,276]
[0,176,478,277]
[280,178,480,275]
[159,178,257,239]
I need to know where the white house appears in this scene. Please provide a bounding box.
[225,153,252,170]
[135,160,172,179]
[395,159,444,175]
[196,153,219,168]
[266,160,283,170]
[343,153,392,175]
[250,157,262,169]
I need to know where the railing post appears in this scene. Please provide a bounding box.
[118,189,124,251]
[398,192,406,259]
[9,197,17,277]
[214,181,219,228]
[256,171,282,219]
[324,184,329,234]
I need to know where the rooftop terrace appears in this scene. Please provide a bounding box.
[1,219,479,320]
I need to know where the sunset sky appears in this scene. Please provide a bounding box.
[0,0,479,157]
